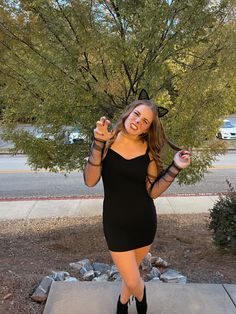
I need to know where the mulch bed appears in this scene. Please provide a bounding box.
[0,213,236,313]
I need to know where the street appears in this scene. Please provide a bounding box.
[0,152,235,199]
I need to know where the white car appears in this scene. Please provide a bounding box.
[32,126,86,144]
[35,130,55,141]
[217,119,236,140]
[68,130,86,144]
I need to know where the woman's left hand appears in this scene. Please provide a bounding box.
[173,150,192,169]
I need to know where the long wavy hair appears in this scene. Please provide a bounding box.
[103,100,181,175]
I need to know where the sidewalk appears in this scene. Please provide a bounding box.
[0,194,220,220]
[44,281,236,314]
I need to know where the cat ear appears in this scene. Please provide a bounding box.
[157,106,169,117]
[138,89,169,117]
[138,89,150,100]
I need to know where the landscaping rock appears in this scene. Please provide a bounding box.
[79,266,88,275]
[113,272,122,281]
[109,264,119,277]
[147,267,161,281]
[70,258,93,272]
[83,270,95,281]
[51,271,70,281]
[31,276,54,302]
[154,257,170,267]
[64,276,79,282]
[92,262,111,274]
[140,252,152,271]
[69,262,82,271]
[160,269,187,283]
[94,270,102,277]
[92,274,109,282]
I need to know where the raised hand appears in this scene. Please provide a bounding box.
[173,150,192,169]
[94,116,115,142]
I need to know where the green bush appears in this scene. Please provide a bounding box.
[209,180,236,254]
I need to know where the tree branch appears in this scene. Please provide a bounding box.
[0,21,76,83]
[54,0,81,46]
[0,68,45,103]
[103,0,119,26]
[32,7,72,56]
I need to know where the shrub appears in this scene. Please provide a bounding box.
[209,180,236,254]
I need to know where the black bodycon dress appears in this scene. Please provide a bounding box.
[101,147,157,252]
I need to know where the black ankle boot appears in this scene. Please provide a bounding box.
[135,285,147,314]
[116,295,129,314]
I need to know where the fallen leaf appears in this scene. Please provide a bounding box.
[3,293,12,300]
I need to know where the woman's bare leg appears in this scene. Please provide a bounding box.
[120,245,151,302]
[110,244,151,304]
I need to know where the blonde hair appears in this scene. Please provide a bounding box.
[104,100,181,175]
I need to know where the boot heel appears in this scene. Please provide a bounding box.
[135,285,147,314]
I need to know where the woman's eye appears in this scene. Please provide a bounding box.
[133,111,139,116]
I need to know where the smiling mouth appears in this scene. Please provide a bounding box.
[130,123,138,130]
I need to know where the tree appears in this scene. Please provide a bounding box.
[0,0,235,181]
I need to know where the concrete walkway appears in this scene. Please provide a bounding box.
[0,194,220,220]
[2,194,235,314]
[43,281,236,314]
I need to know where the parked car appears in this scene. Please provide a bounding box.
[216,119,236,140]
[68,129,86,144]
[34,129,55,141]
[25,124,87,144]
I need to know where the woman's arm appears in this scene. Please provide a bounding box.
[146,150,191,199]
[83,116,114,187]
[83,138,105,187]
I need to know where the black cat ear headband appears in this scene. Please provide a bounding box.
[138,89,169,118]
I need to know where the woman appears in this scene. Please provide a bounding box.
[83,90,191,314]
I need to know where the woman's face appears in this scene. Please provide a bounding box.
[124,104,154,136]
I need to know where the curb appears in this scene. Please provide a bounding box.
[0,192,222,202]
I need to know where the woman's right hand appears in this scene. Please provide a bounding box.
[94,116,115,142]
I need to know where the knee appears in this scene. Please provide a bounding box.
[125,276,141,292]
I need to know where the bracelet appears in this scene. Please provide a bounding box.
[93,137,106,144]
[172,161,183,171]
[87,159,102,167]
